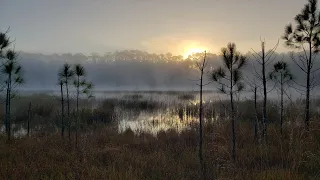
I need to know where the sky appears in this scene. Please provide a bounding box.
[0,0,311,56]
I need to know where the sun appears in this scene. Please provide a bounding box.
[183,47,207,59]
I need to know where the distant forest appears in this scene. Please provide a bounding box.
[18,50,320,93]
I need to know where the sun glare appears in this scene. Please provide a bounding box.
[183,47,207,59]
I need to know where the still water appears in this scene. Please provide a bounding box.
[5,91,226,137]
[101,91,222,134]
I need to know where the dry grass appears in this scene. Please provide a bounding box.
[0,120,320,180]
[1,93,320,179]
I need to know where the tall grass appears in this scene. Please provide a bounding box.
[0,120,320,179]
[1,93,320,179]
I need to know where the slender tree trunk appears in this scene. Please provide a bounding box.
[5,86,8,135]
[262,42,267,142]
[61,82,65,137]
[198,52,207,179]
[76,76,79,147]
[8,89,11,140]
[5,79,10,140]
[27,102,31,137]
[306,73,310,130]
[305,41,312,130]
[66,82,71,139]
[306,71,310,130]
[230,68,236,162]
[199,64,205,179]
[280,76,284,135]
[254,86,258,141]
[77,77,79,112]
[230,92,236,161]
[7,75,11,140]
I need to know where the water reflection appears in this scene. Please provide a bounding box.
[2,91,223,137]
[118,109,197,134]
[115,92,220,134]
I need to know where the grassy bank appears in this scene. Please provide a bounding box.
[1,120,320,180]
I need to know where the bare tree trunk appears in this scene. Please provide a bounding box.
[192,52,208,178]
[27,102,31,137]
[305,41,312,130]
[60,82,65,137]
[199,72,204,178]
[254,86,258,141]
[198,55,206,179]
[280,76,284,135]
[5,83,9,140]
[76,76,79,147]
[5,86,8,135]
[305,72,310,130]
[8,89,11,141]
[7,75,11,141]
[230,92,236,161]
[66,82,71,139]
[230,67,236,162]
[262,42,267,142]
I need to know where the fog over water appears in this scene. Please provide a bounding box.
[12,50,319,100]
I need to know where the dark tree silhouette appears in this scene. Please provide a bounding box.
[282,0,320,130]
[73,64,93,146]
[2,50,24,140]
[58,63,74,139]
[211,43,247,161]
[244,77,261,142]
[251,40,279,142]
[0,32,10,57]
[59,80,65,137]
[193,51,209,179]
[269,61,293,134]
[0,31,11,134]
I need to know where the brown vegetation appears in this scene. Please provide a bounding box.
[0,118,319,179]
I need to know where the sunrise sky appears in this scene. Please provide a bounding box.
[0,0,311,56]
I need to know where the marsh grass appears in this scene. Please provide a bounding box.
[178,94,196,101]
[122,94,143,100]
[1,120,320,179]
[1,93,320,179]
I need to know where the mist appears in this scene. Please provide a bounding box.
[16,50,319,97]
